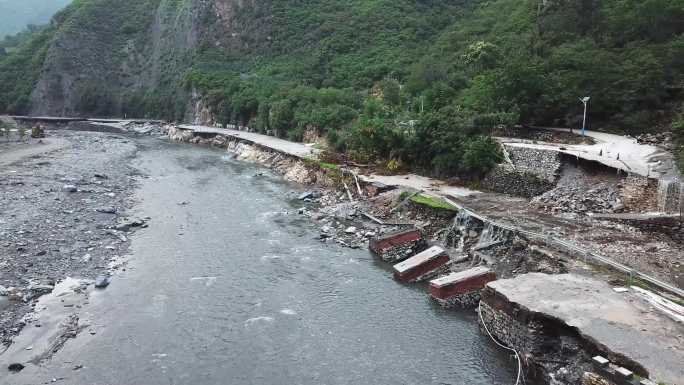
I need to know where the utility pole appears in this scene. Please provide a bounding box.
[580,96,590,137]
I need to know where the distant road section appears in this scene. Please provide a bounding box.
[179,124,320,159]
[178,124,479,197]
[498,127,677,179]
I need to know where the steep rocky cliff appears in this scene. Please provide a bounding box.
[26,0,263,119]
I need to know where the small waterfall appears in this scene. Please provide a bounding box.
[657,179,682,214]
[474,223,510,250]
[441,211,476,252]
[500,145,514,166]
[454,210,474,230]
[443,211,511,252]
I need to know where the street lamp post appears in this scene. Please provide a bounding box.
[580,96,590,137]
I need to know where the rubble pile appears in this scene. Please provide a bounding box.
[531,183,624,213]
[636,131,673,150]
[122,122,171,136]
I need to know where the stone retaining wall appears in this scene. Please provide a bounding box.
[482,146,561,197]
[478,300,532,353]
[482,165,556,197]
[479,285,596,385]
[506,146,562,182]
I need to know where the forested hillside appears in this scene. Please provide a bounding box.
[0,0,72,38]
[0,0,682,176]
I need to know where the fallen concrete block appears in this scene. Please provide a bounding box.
[592,356,610,368]
[429,266,496,307]
[393,246,450,283]
[615,367,634,380]
[369,228,426,263]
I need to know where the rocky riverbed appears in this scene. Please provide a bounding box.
[0,130,144,345]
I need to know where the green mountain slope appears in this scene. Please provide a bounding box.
[0,0,682,176]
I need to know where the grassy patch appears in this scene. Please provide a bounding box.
[318,162,339,170]
[409,194,457,212]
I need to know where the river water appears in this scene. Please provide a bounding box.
[5,140,515,385]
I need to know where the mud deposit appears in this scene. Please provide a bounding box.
[1,135,517,384]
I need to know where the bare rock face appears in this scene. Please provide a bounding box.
[27,0,272,120]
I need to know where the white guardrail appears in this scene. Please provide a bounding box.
[442,198,684,299]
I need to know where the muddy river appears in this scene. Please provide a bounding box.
[3,139,515,384]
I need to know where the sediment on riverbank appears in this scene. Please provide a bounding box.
[0,129,145,346]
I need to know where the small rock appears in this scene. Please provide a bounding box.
[298,191,315,200]
[94,275,111,289]
[28,284,54,296]
[96,207,117,214]
[7,288,23,302]
[344,226,357,234]
[81,253,92,263]
[0,285,7,296]
[62,185,77,193]
[8,363,24,372]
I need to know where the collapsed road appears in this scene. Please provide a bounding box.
[0,129,517,385]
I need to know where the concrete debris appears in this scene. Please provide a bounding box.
[298,191,319,200]
[344,226,357,234]
[636,132,673,150]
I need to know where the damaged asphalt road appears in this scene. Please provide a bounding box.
[0,130,145,346]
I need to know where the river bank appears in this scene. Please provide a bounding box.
[0,129,147,347]
[1,120,682,385]
[1,127,518,385]
[165,123,684,385]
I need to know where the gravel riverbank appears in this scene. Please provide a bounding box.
[0,130,143,345]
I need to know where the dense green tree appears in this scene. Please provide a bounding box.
[0,0,682,178]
